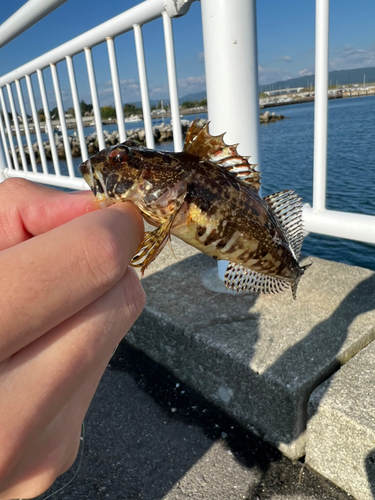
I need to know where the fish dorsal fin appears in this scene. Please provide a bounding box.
[184,119,261,192]
[263,190,304,259]
[224,263,291,295]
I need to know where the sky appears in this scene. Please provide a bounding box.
[0,0,374,111]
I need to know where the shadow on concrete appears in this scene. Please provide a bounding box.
[38,253,374,499]
[38,341,355,500]
[365,449,375,499]
[266,271,375,437]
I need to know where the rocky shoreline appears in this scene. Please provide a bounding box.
[10,114,286,164]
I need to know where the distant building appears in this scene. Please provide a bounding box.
[263,87,304,96]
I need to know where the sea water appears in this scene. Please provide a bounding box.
[17,97,375,271]
[260,95,375,271]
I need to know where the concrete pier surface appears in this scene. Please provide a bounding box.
[38,343,354,500]
[39,237,375,499]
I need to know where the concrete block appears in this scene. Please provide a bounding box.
[126,236,375,459]
[306,340,375,500]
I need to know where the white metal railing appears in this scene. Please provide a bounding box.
[0,0,191,189]
[0,0,68,49]
[0,0,375,249]
[305,0,375,245]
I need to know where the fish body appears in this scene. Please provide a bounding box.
[79,120,309,298]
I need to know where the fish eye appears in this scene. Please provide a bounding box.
[108,147,130,165]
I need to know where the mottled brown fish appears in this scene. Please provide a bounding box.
[79,120,310,298]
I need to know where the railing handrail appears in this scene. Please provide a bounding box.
[0,0,195,87]
[0,0,68,50]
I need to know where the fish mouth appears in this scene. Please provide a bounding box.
[79,159,113,207]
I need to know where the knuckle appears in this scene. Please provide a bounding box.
[80,220,127,289]
[120,267,146,320]
[0,177,30,197]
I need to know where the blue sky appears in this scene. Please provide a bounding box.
[0,0,374,110]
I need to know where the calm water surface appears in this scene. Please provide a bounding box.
[23,99,375,271]
[260,95,375,270]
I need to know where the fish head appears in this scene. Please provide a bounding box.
[80,140,189,213]
[79,140,146,206]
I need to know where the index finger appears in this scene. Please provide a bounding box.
[0,201,144,361]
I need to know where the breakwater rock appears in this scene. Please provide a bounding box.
[10,114,286,165]
[260,111,286,123]
[12,121,197,165]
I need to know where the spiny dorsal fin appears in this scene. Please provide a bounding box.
[184,119,261,192]
[263,190,304,259]
[224,262,291,295]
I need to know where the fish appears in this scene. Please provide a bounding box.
[79,119,310,298]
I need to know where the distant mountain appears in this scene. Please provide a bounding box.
[123,66,375,108]
[259,66,375,92]
[178,91,206,103]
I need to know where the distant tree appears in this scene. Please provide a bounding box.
[0,111,12,122]
[123,103,142,116]
[181,101,196,109]
[50,107,59,119]
[101,106,116,119]
[37,108,45,121]
[80,100,93,115]
[66,107,75,117]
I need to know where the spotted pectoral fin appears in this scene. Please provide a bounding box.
[263,190,304,259]
[224,262,291,295]
[183,119,260,191]
[130,216,175,275]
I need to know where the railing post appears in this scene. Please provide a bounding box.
[162,11,183,152]
[313,0,330,212]
[133,24,155,149]
[200,0,261,280]
[0,136,6,181]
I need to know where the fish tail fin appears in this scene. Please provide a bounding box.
[291,263,312,300]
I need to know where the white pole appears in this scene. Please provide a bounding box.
[84,47,105,151]
[0,110,11,174]
[5,169,88,190]
[312,0,329,212]
[162,12,183,152]
[66,56,89,161]
[133,24,155,149]
[0,0,68,49]
[6,83,28,170]
[25,75,48,174]
[0,113,8,180]
[15,79,38,173]
[106,37,127,143]
[50,63,75,178]
[303,206,375,245]
[37,69,61,175]
[200,0,261,280]
[0,87,19,170]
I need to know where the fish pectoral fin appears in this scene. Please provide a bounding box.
[263,190,305,259]
[131,217,175,275]
[224,263,291,295]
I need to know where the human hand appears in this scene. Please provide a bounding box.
[0,178,145,499]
